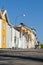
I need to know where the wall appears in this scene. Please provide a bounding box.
[18,34,27,49]
[6,25,12,48]
[31,33,36,48]
[15,30,20,48]
[12,27,16,48]
[0,19,2,48]
[2,18,7,48]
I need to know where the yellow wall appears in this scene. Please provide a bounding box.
[21,26,31,48]
[21,26,31,34]
[22,26,26,31]
[28,30,31,35]
[2,18,7,48]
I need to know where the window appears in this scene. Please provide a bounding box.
[14,36,16,43]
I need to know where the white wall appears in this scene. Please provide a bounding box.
[22,36,27,48]
[6,25,12,48]
[6,25,20,48]
[6,24,29,49]
[11,27,16,48]
[15,30,20,48]
[18,35,27,49]
[18,38,22,48]
[0,19,2,48]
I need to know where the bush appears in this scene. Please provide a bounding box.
[41,44,43,48]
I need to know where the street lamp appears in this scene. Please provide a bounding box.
[14,13,26,48]
[15,13,26,27]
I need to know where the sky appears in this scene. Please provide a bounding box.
[0,0,43,44]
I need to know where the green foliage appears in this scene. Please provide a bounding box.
[41,44,43,48]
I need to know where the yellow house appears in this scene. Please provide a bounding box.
[16,23,36,48]
[0,10,8,48]
[16,23,31,48]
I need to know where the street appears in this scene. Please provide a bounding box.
[0,49,43,65]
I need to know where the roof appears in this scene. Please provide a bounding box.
[0,10,9,23]
[20,23,36,35]
[0,10,4,19]
[0,10,4,14]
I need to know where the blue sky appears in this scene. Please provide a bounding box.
[0,0,43,43]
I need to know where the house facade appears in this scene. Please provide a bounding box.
[16,23,37,48]
[0,10,8,48]
[0,10,37,49]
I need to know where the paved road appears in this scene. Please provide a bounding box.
[0,49,43,65]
